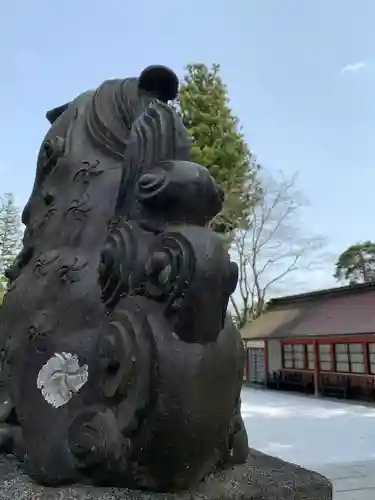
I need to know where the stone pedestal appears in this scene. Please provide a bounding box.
[0,448,332,500]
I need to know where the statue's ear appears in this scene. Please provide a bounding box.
[45,102,70,124]
[138,65,179,102]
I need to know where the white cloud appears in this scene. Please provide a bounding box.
[340,60,367,75]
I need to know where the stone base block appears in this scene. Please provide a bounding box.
[0,448,332,500]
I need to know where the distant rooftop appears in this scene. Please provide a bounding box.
[268,281,375,306]
[241,281,375,341]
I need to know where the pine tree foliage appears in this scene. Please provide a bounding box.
[0,193,22,276]
[176,63,260,234]
[334,241,375,284]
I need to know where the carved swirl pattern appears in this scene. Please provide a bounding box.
[27,310,58,354]
[137,160,223,227]
[32,251,88,284]
[98,222,140,310]
[33,251,60,278]
[114,100,191,217]
[69,303,152,475]
[143,232,195,310]
[73,160,104,185]
[68,409,122,470]
[40,136,66,183]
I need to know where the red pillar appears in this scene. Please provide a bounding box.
[364,342,370,375]
[243,346,249,382]
[313,340,320,397]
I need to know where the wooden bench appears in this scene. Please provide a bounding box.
[267,371,283,390]
[267,372,312,394]
[283,374,305,392]
[321,376,349,399]
[365,379,375,402]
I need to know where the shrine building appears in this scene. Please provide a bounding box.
[241,282,375,401]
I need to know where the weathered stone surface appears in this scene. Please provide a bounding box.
[0,449,332,500]
[0,65,248,491]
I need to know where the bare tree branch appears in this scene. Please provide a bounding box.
[229,295,242,325]
[230,170,328,328]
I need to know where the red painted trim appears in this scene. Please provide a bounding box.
[281,368,375,379]
[282,368,312,373]
[264,341,269,382]
[313,340,320,396]
[364,342,370,375]
[282,339,375,379]
[281,334,375,345]
[282,367,314,372]
[244,347,249,381]
[281,342,285,368]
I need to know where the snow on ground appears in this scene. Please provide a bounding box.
[241,387,375,468]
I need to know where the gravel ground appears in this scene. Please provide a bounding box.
[0,448,332,500]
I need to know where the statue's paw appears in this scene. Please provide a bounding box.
[230,425,249,465]
[0,424,24,459]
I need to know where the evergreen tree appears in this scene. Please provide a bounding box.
[334,241,375,284]
[177,63,260,234]
[0,193,22,276]
[0,275,6,305]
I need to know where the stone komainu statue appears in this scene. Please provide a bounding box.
[0,66,248,491]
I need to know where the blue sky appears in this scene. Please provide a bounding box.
[0,0,373,292]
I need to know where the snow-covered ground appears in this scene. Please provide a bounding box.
[241,387,375,468]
